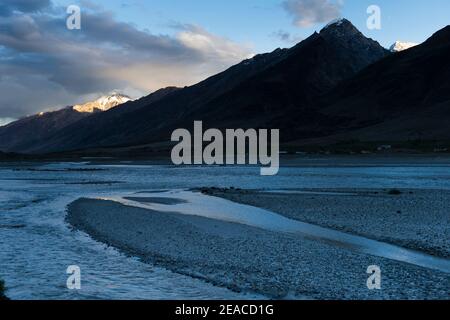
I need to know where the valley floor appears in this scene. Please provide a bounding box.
[205,188,450,259]
[66,189,450,300]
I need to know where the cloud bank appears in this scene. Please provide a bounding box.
[0,1,253,118]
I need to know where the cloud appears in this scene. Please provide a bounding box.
[272,30,303,44]
[282,0,342,27]
[0,0,51,16]
[0,2,253,118]
[176,24,254,67]
[0,118,16,127]
[101,25,253,93]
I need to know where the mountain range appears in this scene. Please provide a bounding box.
[0,19,449,156]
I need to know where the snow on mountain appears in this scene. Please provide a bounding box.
[319,18,363,41]
[390,41,418,52]
[323,18,346,29]
[73,93,132,113]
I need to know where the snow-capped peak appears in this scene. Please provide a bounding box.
[73,93,133,113]
[390,41,418,52]
[320,18,359,38]
[323,18,347,29]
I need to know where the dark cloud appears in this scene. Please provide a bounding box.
[0,1,252,118]
[282,0,342,27]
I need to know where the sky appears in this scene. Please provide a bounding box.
[0,0,449,124]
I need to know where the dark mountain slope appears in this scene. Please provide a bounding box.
[0,108,89,152]
[0,88,179,153]
[297,25,450,144]
[32,19,388,153]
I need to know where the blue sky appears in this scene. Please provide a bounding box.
[0,0,449,121]
[54,0,450,51]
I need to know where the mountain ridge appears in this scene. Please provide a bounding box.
[23,19,390,154]
[300,24,450,146]
[3,20,450,155]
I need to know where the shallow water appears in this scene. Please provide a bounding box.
[116,190,450,274]
[1,159,450,299]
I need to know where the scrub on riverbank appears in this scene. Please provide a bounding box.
[66,197,450,300]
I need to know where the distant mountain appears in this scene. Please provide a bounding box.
[390,41,418,52]
[22,19,389,154]
[73,93,132,113]
[0,93,133,152]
